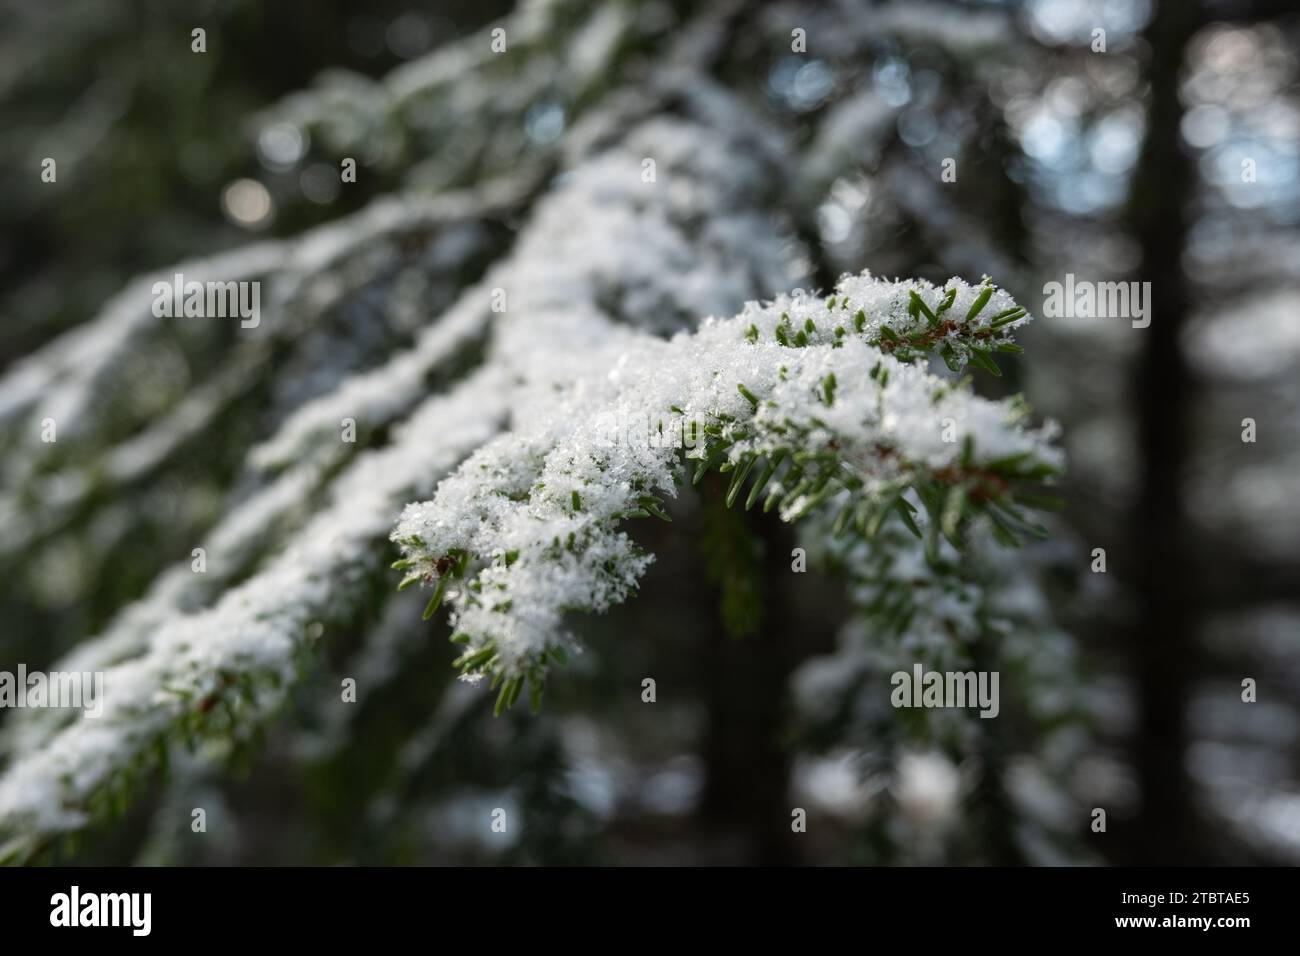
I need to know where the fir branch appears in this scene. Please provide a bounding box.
[393,272,1061,710]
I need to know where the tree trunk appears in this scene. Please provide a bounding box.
[1123,0,1202,865]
